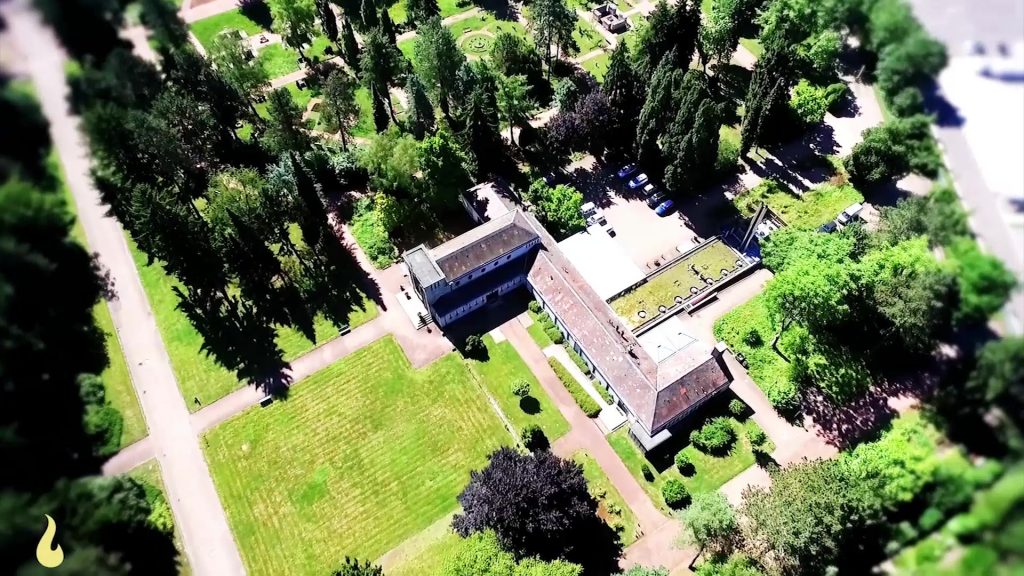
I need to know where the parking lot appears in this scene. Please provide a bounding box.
[564,157,704,272]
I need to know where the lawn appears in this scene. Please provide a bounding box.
[526,309,555,348]
[581,51,611,82]
[467,335,570,441]
[734,180,864,229]
[387,0,474,24]
[190,9,267,49]
[573,451,639,546]
[203,337,511,575]
[572,19,607,55]
[128,240,376,409]
[255,43,302,79]
[739,37,764,59]
[608,415,771,512]
[609,240,744,327]
[449,14,530,52]
[53,150,146,447]
[387,528,462,576]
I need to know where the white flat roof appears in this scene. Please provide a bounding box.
[636,315,698,363]
[557,229,645,301]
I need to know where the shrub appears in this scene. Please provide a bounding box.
[463,334,487,359]
[565,348,591,376]
[890,86,924,117]
[742,328,763,347]
[84,403,123,458]
[528,300,542,314]
[747,426,768,450]
[640,463,654,482]
[78,373,106,406]
[148,497,174,534]
[728,399,747,418]
[917,506,945,533]
[790,80,848,125]
[947,238,1017,325]
[512,379,531,398]
[690,418,737,454]
[715,134,740,174]
[674,451,695,476]
[351,197,398,267]
[662,478,691,509]
[595,382,614,405]
[544,326,565,345]
[521,424,550,452]
[547,357,601,417]
[846,114,941,187]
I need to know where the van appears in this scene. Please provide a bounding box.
[837,203,863,225]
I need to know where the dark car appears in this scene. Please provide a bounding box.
[646,192,666,208]
[818,221,838,233]
[655,200,675,216]
[616,164,639,179]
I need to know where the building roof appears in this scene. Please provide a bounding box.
[463,180,517,222]
[519,211,731,435]
[404,245,444,287]
[430,211,538,281]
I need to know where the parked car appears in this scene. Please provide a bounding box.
[616,163,639,179]
[641,183,658,198]
[836,202,864,225]
[818,221,838,233]
[646,191,666,208]
[627,173,649,190]
[655,200,675,216]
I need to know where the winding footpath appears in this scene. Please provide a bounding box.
[1,2,246,574]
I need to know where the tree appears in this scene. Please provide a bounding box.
[490,32,548,102]
[418,127,474,210]
[160,47,250,144]
[662,478,691,509]
[876,32,946,97]
[618,568,669,576]
[740,47,795,154]
[316,0,340,45]
[664,98,722,194]
[263,88,313,154]
[601,42,644,155]
[321,70,360,149]
[341,16,362,68]
[635,0,700,76]
[764,256,850,349]
[1,80,53,183]
[453,448,599,560]
[268,0,317,59]
[846,114,941,187]
[360,29,405,125]
[209,29,270,114]
[947,238,1017,325]
[521,424,550,452]
[457,63,504,174]
[635,54,683,171]
[35,0,126,60]
[139,0,190,49]
[404,74,436,139]
[526,180,585,238]
[67,47,163,112]
[441,531,583,576]
[360,0,379,29]
[406,0,440,24]
[693,554,765,576]
[965,337,1024,444]
[789,80,846,125]
[380,5,397,44]
[700,0,743,67]
[359,127,421,196]
[761,226,855,273]
[497,74,535,144]
[414,17,466,117]
[529,0,576,74]
[678,492,740,556]
[332,557,383,575]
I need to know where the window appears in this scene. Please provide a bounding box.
[468,274,474,280]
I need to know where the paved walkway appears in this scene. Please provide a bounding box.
[101,436,156,476]
[1,2,247,573]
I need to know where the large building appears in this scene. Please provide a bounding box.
[403,183,733,451]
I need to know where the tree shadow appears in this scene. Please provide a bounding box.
[519,395,541,414]
[563,515,623,575]
[475,0,518,21]
[921,80,965,128]
[237,0,273,30]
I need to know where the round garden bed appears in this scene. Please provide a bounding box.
[459,31,494,56]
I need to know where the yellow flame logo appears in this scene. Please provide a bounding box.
[36,514,64,568]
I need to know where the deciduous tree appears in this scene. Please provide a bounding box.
[321,70,360,149]
[263,88,313,154]
[496,74,535,144]
[414,17,466,117]
[419,127,474,209]
[678,492,740,556]
[210,30,271,115]
[268,0,318,59]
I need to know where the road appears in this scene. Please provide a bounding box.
[1,2,247,574]
[908,0,1024,334]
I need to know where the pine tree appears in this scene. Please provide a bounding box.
[458,63,503,175]
[380,6,397,44]
[601,42,644,156]
[634,51,683,172]
[529,0,576,75]
[360,28,404,125]
[322,70,360,149]
[406,0,440,25]
[371,82,390,132]
[404,74,436,139]
[637,0,701,76]
[740,47,794,154]
[341,17,361,69]
[664,98,722,193]
[263,88,313,154]
[360,0,379,29]
[414,17,466,118]
[316,0,339,45]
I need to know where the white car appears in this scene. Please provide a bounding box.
[836,203,864,225]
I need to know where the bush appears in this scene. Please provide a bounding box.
[566,348,591,376]
[512,379,531,398]
[715,134,740,174]
[728,399,747,418]
[521,424,550,452]
[662,478,691,509]
[690,418,737,454]
[595,382,613,405]
[674,451,695,476]
[148,497,174,534]
[917,506,945,533]
[790,80,847,125]
[947,238,1017,325]
[528,300,542,314]
[78,373,106,406]
[747,426,768,450]
[547,357,601,417]
[544,326,565,345]
[640,463,654,482]
[84,403,123,458]
[463,334,487,359]
[847,114,941,187]
[351,197,398,267]
[742,328,763,347]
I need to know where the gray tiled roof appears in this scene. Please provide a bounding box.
[430,211,537,281]
[404,245,444,287]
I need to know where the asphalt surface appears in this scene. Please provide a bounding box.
[1,2,247,573]
[908,0,1024,334]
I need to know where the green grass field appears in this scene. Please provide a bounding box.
[190,9,266,49]
[256,43,301,78]
[128,240,376,410]
[610,240,743,327]
[573,451,639,546]
[572,19,607,55]
[467,336,570,441]
[608,417,771,512]
[526,310,555,348]
[387,0,474,24]
[734,180,863,229]
[581,51,611,82]
[128,461,191,575]
[204,337,511,575]
[52,151,146,447]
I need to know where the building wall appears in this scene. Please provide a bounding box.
[436,275,525,326]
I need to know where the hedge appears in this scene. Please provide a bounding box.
[547,357,601,417]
